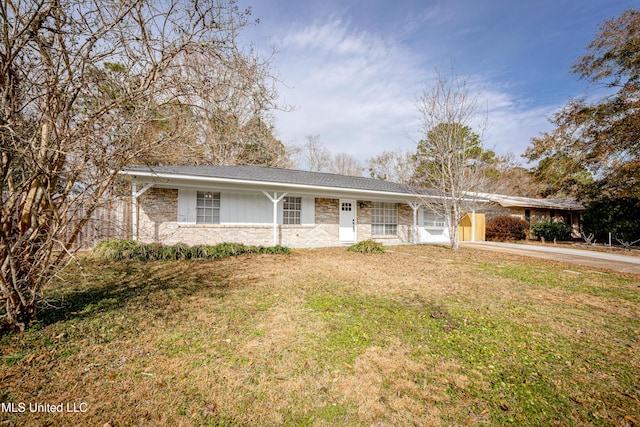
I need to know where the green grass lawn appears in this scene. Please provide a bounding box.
[1,245,639,426]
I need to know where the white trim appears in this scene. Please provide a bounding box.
[339,199,357,242]
[119,169,439,202]
[407,201,420,244]
[262,191,287,246]
[177,223,315,228]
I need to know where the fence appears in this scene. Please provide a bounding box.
[459,213,486,242]
[71,198,131,249]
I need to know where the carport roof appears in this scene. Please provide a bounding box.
[477,193,585,211]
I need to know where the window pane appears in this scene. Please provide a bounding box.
[372,202,397,236]
[283,197,301,225]
[196,191,220,224]
[425,212,445,228]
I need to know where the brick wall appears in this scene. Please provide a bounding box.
[137,188,179,242]
[315,198,338,224]
[356,200,372,241]
[137,190,420,247]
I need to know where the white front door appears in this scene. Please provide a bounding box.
[339,199,356,242]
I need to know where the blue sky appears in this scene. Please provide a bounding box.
[239,0,635,165]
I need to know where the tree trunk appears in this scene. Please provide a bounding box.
[449,207,460,251]
[5,292,36,333]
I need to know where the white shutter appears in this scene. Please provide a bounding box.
[177,189,196,224]
[301,197,315,225]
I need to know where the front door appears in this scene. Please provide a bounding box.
[339,199,356,242]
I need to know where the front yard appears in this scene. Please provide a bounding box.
[1,245,638,426]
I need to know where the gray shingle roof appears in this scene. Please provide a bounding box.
[121,165,437,196]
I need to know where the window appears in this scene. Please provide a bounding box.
[525,209,531,223]
[372,202,397,236]
[424,211,445,228]
[341,202,352,211]
[196,191,220,224]
[283,197,301,225]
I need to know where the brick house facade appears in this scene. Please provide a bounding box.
[121,165,453,247]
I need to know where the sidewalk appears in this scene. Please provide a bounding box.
[462,241,640,275]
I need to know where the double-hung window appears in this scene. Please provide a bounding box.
[424,211,445,228]
[283,197,301,225]
[196,191,220,224]
[372,202,397,236]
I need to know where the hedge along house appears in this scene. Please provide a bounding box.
[478,193,586,238]
[118,165,485,247]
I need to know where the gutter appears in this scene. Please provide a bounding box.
[118,169,443,201]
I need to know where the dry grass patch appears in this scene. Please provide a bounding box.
[1,246,639,426]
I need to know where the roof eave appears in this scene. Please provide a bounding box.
[118,169,439,201]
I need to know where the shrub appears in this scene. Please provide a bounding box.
[531,221,572,242]
[93,240,291,261]
[485,215,531,241]
[259,245,292,255]
[347,239,385,254]
[93,239,139,261]
[582,197,640,243]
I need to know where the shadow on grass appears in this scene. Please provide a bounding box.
[34,259,231,329]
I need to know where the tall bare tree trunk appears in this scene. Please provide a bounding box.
[0,0,279,332]
[413,68,487,250]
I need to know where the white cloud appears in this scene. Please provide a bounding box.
[272,17,425,159]
[267,15,559,167]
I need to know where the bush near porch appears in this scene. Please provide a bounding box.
[93,239,291,262]
[485,215,531,241]
[531,221,573,242]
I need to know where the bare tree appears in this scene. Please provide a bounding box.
[181,50,291,166]
[331,153,363,176]
[367,148,416,184]
[0,0,278,331]
[414,69,487,250]
[482,153,541,197]
[303,135,332,172]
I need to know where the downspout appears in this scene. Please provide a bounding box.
[262,191,287,246]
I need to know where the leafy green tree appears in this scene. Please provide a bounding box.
[414,123,484,179]
[582,197,640,243]
[525,8,640,199]
[236,116,292,168]
[530,153,594,198]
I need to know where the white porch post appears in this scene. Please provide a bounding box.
[407,201,420,244]
[262,191,287,246]
[471,207,476,242]
[131,180,155,241]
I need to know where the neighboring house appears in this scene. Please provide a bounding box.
[478,193,585,237]
[118,165,482,247]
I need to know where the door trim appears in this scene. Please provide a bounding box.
[339,199,357,242]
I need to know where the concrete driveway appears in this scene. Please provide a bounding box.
[462,241,640,275]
